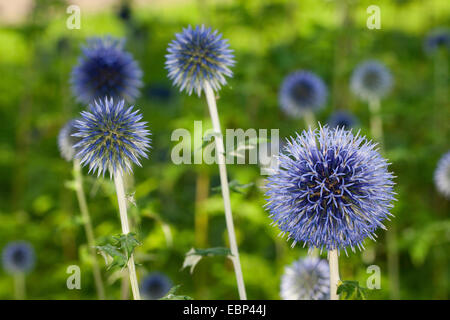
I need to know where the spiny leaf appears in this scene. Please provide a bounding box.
[182,247,232,274]
[95,233,141,270]
[95,243,127,269]
[337,280,370,300]
[159,285,193,300]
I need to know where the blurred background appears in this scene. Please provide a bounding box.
[0,0,448,300]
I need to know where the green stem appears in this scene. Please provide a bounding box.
[113,171,141,300]
[368,98,383,143]
[303,111,317,130]
[73,160,106,300]
[13,273,26,300]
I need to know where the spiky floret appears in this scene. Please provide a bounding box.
[280,257,330,300]
[140,272,172,300]
[328,111,358,129]
[265,126,396,252]
[165,25,235,96]
[351,60,392,101]
[424,28,449,55]
[58,119,82,162]
[2,241,35,274]
[73,97,151,177]
[434,151,450,199]
[71,36,143,104]
[279,71,327,118]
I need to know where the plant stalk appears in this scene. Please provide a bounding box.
[113,171,141,300]
[304,110,317,130]
[328,249,340,300]
[73,159,106,300]
[13,272,26,300]
[204,82,247,300]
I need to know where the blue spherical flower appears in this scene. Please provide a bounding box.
[165,25,235,96]
[265,126,396,252]
[434,151,450,199]
[279,71,328,118]
[351,60,392,101]
[2,241,35,274]
[327,111,358,129]
[140,272,172,300]
[71,36,143,104]
[73,97,151,177]
[280,256,329,300]
[424,28,449,55]
[58,119,82,162]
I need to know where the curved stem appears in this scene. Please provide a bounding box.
[73,160,106,300]
[204,82,247,300]
[328,250,340,300]
[113,171,141,300]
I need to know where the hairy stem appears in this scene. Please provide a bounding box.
[113,171,141,300]
[204,82,247,300]
[328,249,340,300]
[73,160,106,300]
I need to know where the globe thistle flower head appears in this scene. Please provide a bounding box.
[2,241,35,274]
[328,111,358,130]
[140,272,172,300]
[71,36,143,104]
[265,126,396,252]
[351,60,392,101]
[58,119,82,161]
[280,257,329,300]
[424,28,450,55]
[279,71,328,118]
[165,25,235,96]
[434,151,450,199]
[73,97,151,177]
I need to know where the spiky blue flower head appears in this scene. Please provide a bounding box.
[328,111,358,130]
[140,272,172,300]
[71,36,143,104]
[265,126,396,252]
[2,241,35,274]
[165,25,235,96]
[424,28,450,55]
[73,97,151,177]
[280,256,329,300]
[58,119,82,162]
[279,71,328,118]
[351,60,392,102]
[434,151,450,199]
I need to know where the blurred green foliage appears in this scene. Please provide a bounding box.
[0,0,448,300]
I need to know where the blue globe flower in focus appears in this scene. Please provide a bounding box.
[424,28,449,55]
[73,97,151,177]
[281,257,329,300]
[165,25,235,96]
[71,36,143,104]
[327,111,358,129]
[434,151,450,199]
[265,126,396,252]
[58,119,82,162]
[140,272,172,300]
[279,71,327,118]
[2,241,35,274]
[351,60,392,101]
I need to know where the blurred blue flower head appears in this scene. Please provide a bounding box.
[58,119,82,162]
[2,241,35,274]
[351,60,392,101]
[424,28,449,55]
[265,126,396,252]
[434,151,450,199]
[165,25,235,96]
[280,257,329,300]
[279,71,327,118]
[140,272,172,300]
[71,36,143,104]
[327,111,358,129]
[73,97,151,177]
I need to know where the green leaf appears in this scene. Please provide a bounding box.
[95,243,128,269]
[95,233,141,270]
[182,247,232,274]
[113,232,141,260]
[337,280,370,300]
[159,285,194,300]
[212,180,255,194]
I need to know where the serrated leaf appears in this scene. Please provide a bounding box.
[337,280,369,300]
[159,285,193,300]
[113,232,141,260]
[212,180,254,194]
[95,233,141,270]
[182,247,232,274]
